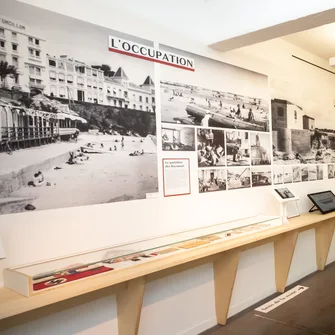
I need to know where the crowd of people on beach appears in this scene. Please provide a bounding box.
[199,103,257,128]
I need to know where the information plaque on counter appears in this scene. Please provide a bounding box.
[308,191,335,214]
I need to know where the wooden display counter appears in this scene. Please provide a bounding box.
[0,211,335,334]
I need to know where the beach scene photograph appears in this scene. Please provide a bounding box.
[161,81,269,131]
[272,98,335,164]
[0,1,158,215]
[159,45,270,132]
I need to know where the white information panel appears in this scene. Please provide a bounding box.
[163,158,191,197]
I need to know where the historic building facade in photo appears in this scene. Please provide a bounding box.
[0,15,47,93]
[46,54,105,104]
[0,17,156,113]
[105,69,155,112]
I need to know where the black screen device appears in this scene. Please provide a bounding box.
[307,191,335,214]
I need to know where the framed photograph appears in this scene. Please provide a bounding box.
[307,191,335,214]
[251,167,272,187]
[226,131,250,166]
[275,187,295,199]
[198,169,226,193]
[161,125,195,151]
[197,128,226,167]
[227,167,251,190]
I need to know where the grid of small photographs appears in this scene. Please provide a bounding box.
[273,164,324,185]
[162,122,329,197]
[197,127,272,193]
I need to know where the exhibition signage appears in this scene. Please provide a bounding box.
[109,36,195,71]
[163,158,191,197]
[255,285,309,313]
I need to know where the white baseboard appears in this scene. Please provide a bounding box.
[228,289,275,318]
[179,317,217,335]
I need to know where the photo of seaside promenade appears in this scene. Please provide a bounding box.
[0,1,158,215]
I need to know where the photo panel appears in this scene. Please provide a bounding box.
[0,1,158,215]
[226,130,250,166]
[251,166,272,187]
[250,133,271,166]
[197,128,225,167]
[283,166,293,184]
[273,166,284,185]
[301,166,309,182]
[272,98,335,165]
[328,164,335,179]
[227,167,251,190]
[316,165,324,180]
[198,168,227,193]
[160,45,269,131]
[161,125,195,151]
[308,165,317,181]
[292,166,301,183]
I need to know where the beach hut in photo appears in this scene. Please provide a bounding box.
[0,95,87,152]
[141,135,156,154]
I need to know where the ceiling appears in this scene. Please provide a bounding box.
[18,0,335,55]
[283,22,335,60]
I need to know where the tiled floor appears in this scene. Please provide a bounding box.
[201,263,335,335]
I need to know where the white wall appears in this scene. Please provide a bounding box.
[1,2,335,335]
[17,0,335,45]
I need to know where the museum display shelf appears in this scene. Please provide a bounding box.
[4,215,280,297]
[1,211,335,335]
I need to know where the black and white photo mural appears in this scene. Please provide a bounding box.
[272,98,335,164]
[160,45,270,132]
[157,44,274,192]
[271,97,331,185]
[2,1,332,216]
[0,0,158,215]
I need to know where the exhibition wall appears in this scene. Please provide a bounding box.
[1,1,335,335]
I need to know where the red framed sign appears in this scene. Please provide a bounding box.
[162,158,191,197]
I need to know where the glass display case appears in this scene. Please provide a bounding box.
[4,215,281,297]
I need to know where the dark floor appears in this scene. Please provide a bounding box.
[201,262,335,335]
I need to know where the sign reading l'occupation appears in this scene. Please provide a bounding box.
[109,36,195,72]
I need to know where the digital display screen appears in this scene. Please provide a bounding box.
[308,191,335,214]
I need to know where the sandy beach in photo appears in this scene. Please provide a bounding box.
[0,133,158,214]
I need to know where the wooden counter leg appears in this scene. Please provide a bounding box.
[116,277,145,335]
[214,249,240,326]
[315,222,335,271]
[274,231,298,293]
